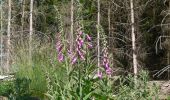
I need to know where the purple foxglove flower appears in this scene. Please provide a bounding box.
[102,61,105,66]
[86,34,92,41]
[68,49,73,59]
[71,56,77,64]
[87,43,92,48]
[80,54,85,60]
[67,49,71,55]
[77,42,83,48]
[58,53,64,62]
[105,63,110,68]
[57,45,63,52]
[102,58,107,65]
[79,31,83,35]
[97,71,102,79]
[78,50,85,59]
[80,39,84,44]
[78,39,84,48]
[76,38,83,48]
[106,67,112,75]
[76,47,80,53]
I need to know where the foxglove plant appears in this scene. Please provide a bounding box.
[98,30,112,78]
[76,29,85,60]
[68,27,92,64]
[97,71,102,79]
[56,33,64,62]
[55,27,92,64]
[67,48,77,65]
[102,45,112,75]
[55,7,65,63]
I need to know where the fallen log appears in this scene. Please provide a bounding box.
[0,75,14,81]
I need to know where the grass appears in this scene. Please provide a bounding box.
[9,34,53,99]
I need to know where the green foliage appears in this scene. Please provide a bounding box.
[45,58,159,100]
[11,78,32,100]
[1,78,42,100]
[0,78,36,100]
[0,81,13,97]
[45,43,115,100]
[115,71,159,100]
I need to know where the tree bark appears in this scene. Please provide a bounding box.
[29,0,33,63]
[21,0,25,36]
[130,0,137,77]
[108,1,111,46]
[6,0,11,73]
[0,0,3,74]
[167,1,170,80]
[70,0,74,51]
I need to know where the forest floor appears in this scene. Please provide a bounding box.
[150,81,170,99]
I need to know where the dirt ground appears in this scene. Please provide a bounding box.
[150,81,170,100]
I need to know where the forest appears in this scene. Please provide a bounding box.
[0,0,170,100]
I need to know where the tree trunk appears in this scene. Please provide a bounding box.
[70,0,74,51]
[0,0,3,74]
[21,0,25,36]
[167,1,170,80]
[108,1,111,45]
[130,0,137,78]
[6,0,11,73]
[29,0,33,63]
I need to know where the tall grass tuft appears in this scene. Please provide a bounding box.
[10,33,53,99]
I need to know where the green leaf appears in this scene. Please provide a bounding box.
[83,91,94,100]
